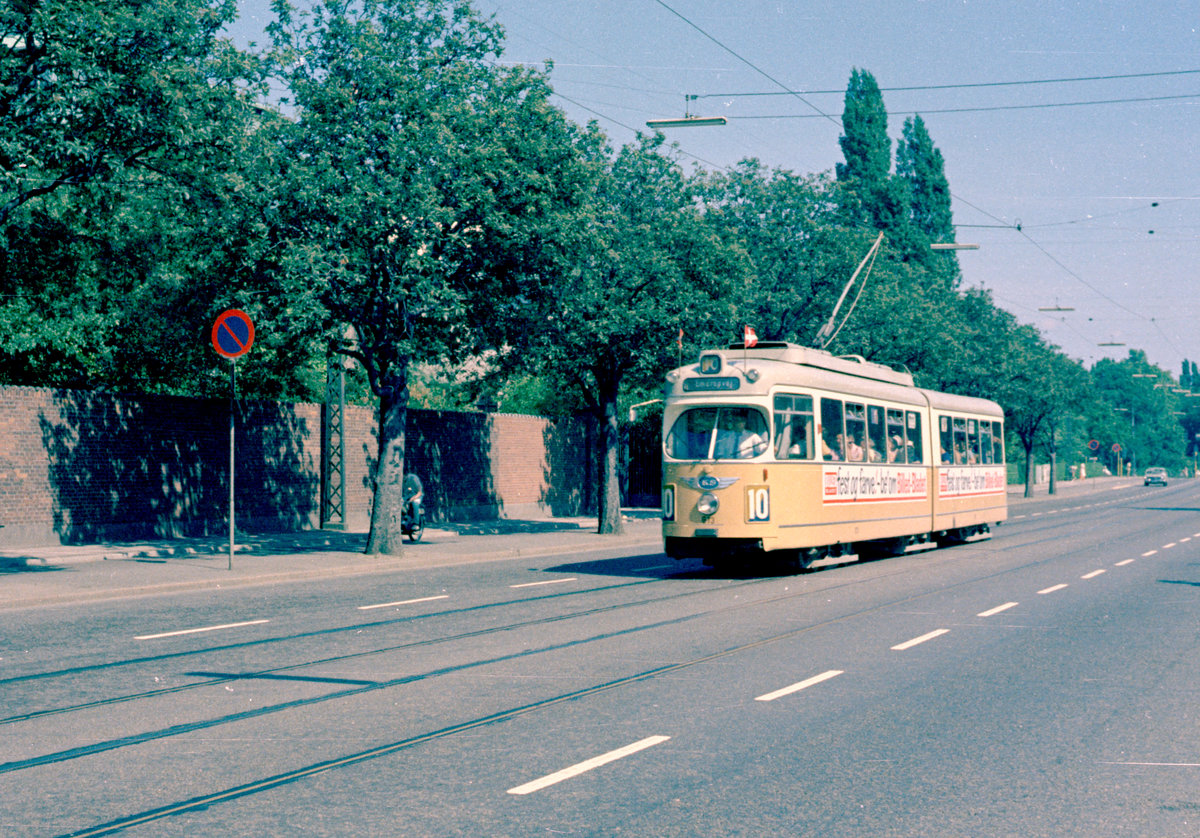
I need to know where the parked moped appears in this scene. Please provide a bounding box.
[401,473,425,542]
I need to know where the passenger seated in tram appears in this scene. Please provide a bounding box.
[822,434,841,461]
[866,437,883,463]
[887,434,906,464]
[775,418,809,459]
[844,433,864,462]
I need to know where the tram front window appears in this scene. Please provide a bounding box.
[666,406,769,460]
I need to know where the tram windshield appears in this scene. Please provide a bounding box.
[666,406,769,460]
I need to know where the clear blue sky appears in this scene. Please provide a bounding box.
[230,0,1200,378]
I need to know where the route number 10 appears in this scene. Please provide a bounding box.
[746,486,770,522]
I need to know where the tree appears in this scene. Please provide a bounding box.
[514,134,744,533]
[835,68,909,238]
[896,113,958,285]
[269,0,592,553]
[0,0,276,394]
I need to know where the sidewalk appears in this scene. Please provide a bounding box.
[0,513,665,610]
[0,478,1147,610]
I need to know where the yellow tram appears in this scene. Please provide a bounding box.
[661,342,1007,570]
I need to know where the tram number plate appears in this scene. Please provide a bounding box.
[746,485,770,522]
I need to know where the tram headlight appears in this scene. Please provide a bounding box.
[696,491,719,516]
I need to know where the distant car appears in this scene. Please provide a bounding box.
[1144,467,1168,486]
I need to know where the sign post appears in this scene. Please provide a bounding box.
[211,310,255,569]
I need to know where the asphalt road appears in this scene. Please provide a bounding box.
[3,481,1199,837]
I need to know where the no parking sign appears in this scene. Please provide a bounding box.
[211,309,255,359]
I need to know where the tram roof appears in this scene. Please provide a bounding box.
[715,342,915,387]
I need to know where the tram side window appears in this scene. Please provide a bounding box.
[980,422,994,465]
[906,411,924,464]
[867,405,886,463]
[939,416,954,463]
[992,421,1005,463]
[952,417,968,464]
[774,394,814,460]
[886,409,906,463]
[844,403,866,461]
[967,419,980,464]
[820,398,844,461]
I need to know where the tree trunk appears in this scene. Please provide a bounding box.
[1023,439,1035,498]
[1047,445,1058,495]
[597,387,624,535]
[366,368,409,555]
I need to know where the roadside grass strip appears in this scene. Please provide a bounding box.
[507,735,670,795]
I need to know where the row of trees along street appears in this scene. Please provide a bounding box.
[2,1,1196,553]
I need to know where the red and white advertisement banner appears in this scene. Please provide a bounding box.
[822,466,929,504]
[938,466,1006,499]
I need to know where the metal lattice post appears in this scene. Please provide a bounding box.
[322,357,346,530]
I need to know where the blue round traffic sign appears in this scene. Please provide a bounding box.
[212,309,255,359]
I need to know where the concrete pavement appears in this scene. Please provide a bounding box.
[0,514,665,610]
[0,477,1145,610]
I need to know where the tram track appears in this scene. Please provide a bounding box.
[25,491,1200,836]
[10,484,1187,729]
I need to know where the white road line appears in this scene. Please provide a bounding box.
[507,735,670,795]
[755,670,844,702]
[977,602,1019,618]
[1181,537,1192,544]
[1102,761,1200,768]
[1038,584,1069,595]
[1082,569,1106,580]
[358,595,449,611]
[1115,559,1135,567]
[1142,550,1158,557]
[510,577,578,589]
[635,564,672,572]
[891,629,949,651]
[1163,543,1177,549]
[135,619,270,641]
[1011,514,1026,520]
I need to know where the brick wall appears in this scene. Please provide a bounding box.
[0,385,593,547]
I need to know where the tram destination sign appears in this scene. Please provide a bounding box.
[683,377,740,392]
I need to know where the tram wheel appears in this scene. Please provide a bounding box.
[790,548,823,573]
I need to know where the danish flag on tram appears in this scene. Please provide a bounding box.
[743,325,758,348]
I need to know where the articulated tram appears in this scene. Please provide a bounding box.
[661,342,1006,571]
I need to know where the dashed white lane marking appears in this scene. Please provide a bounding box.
[1163,543,1177,549]
[1142,550,1158,557]
[891,629,950,651]
[135,619,270,640]
[358,595,449,611]
[755,670,844,702]
[507,735,671,795]
[510,577,578,589]
[1082,569,1106,580]
[1115,559,1135,567]
[1038,584,1069,595]
[635,564,673,572]
[977,602,1019,618]
[1181,538,1192,544]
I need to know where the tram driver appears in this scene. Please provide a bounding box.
[715,412,767,459]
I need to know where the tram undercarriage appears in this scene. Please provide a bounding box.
[666,523,993,573]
